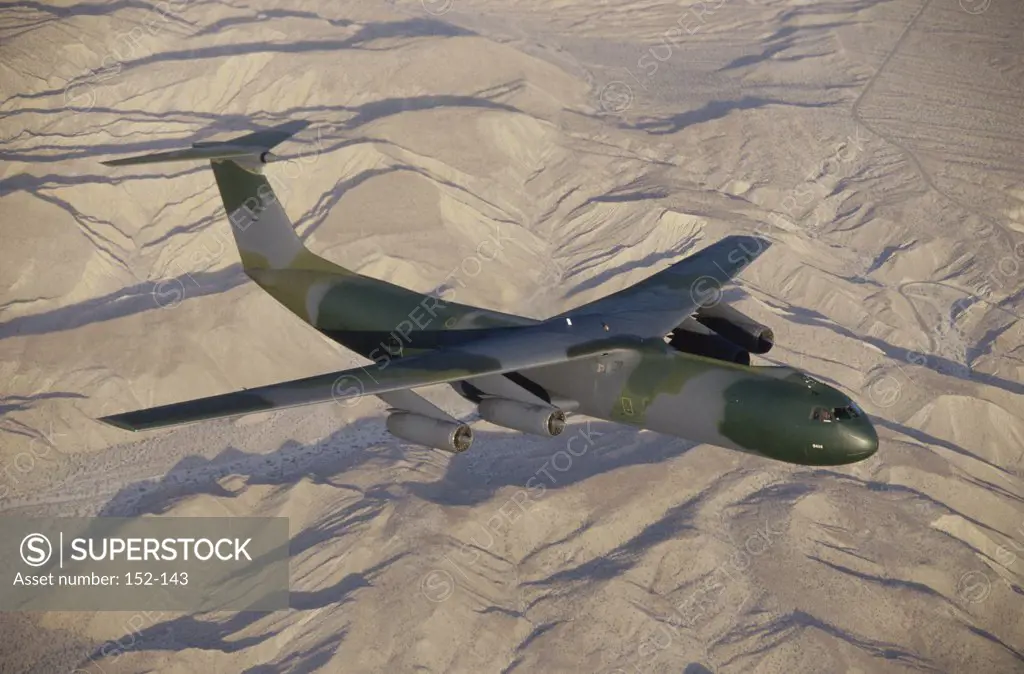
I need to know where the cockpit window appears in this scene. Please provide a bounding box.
[810,407,834,422]
[811,405,862,422]
[833,405,860,420]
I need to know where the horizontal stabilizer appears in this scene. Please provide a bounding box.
[193,119,310,149]
[102,144,265,166]
[101,120,311,167]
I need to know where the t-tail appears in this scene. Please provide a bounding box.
[103,120,318,272]
[102,121,533,359]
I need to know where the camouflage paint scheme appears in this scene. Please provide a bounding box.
[100,124,878,466]
[527,345,877,466]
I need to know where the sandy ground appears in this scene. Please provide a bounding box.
[1,0,1022,672]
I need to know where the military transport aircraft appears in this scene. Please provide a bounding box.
[99,121,878,466]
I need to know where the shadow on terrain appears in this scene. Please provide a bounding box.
[623,97,836,135]
[79,414,708,668]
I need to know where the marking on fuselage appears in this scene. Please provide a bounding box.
[621,397,634,416]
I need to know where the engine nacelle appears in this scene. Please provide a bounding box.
[478,399,566,437]
[669,318,750,365]
[693,303,774,354]
[386,413,473,453]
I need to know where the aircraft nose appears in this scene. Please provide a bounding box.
[843,416,879,461]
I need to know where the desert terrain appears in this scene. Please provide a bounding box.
[0,0,1022,672]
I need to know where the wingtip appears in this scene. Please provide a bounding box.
[101,157,140,167]
[727,233,771,245]
[97,414,139,431]
[749,234,772,249]
[709,234,772,256]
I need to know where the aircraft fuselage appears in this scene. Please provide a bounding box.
[525,341,878,466]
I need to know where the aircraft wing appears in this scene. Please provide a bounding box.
[561,234,771,338]
[375,389,458,422]
[99,234,767,432]
[100,321,638,432]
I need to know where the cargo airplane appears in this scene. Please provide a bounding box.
[100,122,878,466]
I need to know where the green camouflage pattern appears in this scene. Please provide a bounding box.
[527,343,877,466]
[209,157,534,364]
[99,126,878,466]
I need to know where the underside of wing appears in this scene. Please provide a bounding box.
[100,321,638,432]
[561,234,771,339]
[376,389,458,422]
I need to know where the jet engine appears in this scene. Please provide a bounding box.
[386,412,474,453]
[478,398,566,437]
[668,318,750,365]
[693,303,774,354]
